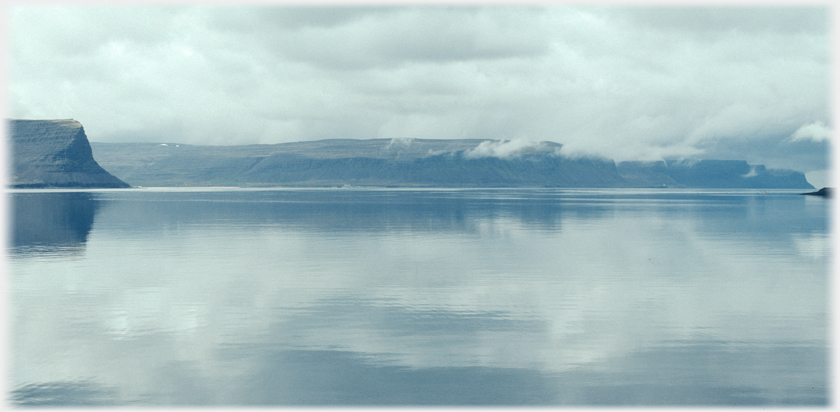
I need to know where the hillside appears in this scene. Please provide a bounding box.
[9,119,130,188]
[616,159,813,189]
[90,139,626,187]
[90,139,813,189]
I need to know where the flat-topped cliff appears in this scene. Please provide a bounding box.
[616,159,813,189]
[91,138,814,189]
[9,119,130,188]
[9,120,811,189]
[91,139,624,188]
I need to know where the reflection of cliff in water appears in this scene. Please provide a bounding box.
[9,192,101,256]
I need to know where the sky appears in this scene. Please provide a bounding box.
[6,4,834,186]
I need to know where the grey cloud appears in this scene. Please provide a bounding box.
[615,6,830,36]
[7,5,832,176]
[221,7,553,70]
[207,6,401,31]
[10,6,184,58]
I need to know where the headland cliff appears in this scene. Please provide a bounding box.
[9,119,130,188]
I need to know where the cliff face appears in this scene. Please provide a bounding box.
[91,138,813,189]
[617,159,814,189]
[91,139,628,188]
[9,119,130,188]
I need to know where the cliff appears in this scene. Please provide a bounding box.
[9,119,130,188]
[91,139,628,187]
[90,138,814,189]
[617,159,813,189]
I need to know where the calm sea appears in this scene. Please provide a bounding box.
[7,188,830,406]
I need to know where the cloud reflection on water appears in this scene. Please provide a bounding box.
[8,189,829,405]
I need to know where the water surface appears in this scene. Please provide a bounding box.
[7,188,830,405]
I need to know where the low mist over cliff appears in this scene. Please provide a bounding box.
[91,138,813,189]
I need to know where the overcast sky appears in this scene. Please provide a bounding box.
[7,5,833,184]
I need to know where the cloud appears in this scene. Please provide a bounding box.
[205,7,552,71]
[616,6,829,35]
[7,5,831,173]
[13,197,827,400]
[463,139,559,159]
[787,121,831,143]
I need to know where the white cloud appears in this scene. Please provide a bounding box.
[463,139,558,159]
[788,121,831,143]
[7,5,831,172]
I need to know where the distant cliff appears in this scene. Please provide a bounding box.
[91,138,814,189]
[91,139,626,188]
[617,159,813,189]
[9,119,130,188]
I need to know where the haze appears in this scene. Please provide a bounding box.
[8,5,832,186]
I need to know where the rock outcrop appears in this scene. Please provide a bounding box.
[9,119,130,188]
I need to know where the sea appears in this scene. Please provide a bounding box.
[6,187,831,406]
